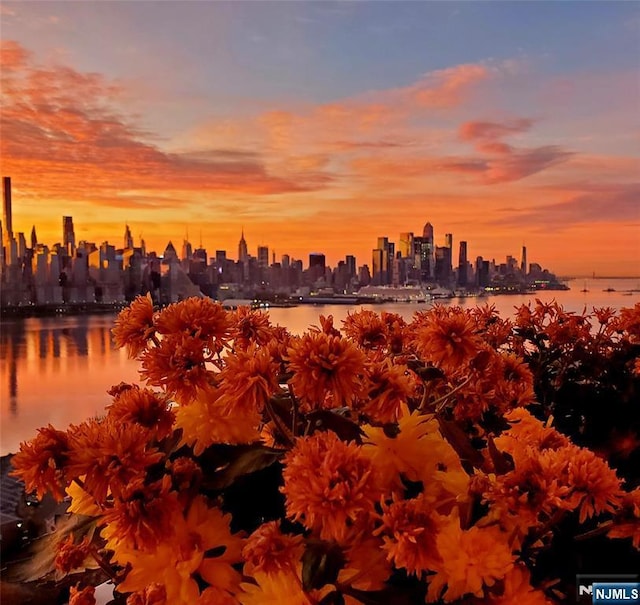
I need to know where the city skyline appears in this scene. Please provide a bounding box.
[1,2,639,276]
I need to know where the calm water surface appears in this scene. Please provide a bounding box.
[2,277,638,455]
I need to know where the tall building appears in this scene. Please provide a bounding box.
[257,245,269,269]
[521,245,527,276]
[309,252,326,283]
[124,224,134,250]
[238,230,248,264]
[399,232,414,258]
[63,216,76,255]
[3,177,13,243]
[30,225,37,249]
[421,222,435,280]
[458,241,468,287]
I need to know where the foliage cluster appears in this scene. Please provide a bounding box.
[8,296,640,605]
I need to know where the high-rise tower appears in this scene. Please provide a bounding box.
[63,216,76,255]
[2,177,13,243]
[238,230,248,264]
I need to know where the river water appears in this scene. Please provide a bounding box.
[1,277,638,455]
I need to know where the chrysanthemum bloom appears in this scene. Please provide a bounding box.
[55,534,92,574]
[112,293,155,358]
[67,418,163,504]
[486,564,553,605]
[230,306,277,349]
[101,475,182,551]
[426,514,516,602]
[239,570,331,605]
[106,385,175,441]
[362,407,468,505]
[175,388,261,455]
[167,457,203,499]
[125,583,167,605]
[608,487,640,549]
[217,344,280,416]
[412,308,482,372]
[362,359,417,424]
[140,333,213,404]
[11,424,71,501]
[155,297,231,353]
[116,496,244,605]
[494,408,569,454]
[493,353,536,411]
[342,309,388,349]
[338,536,392,591]
[286,331,368,411]
[69,585,96,605]
[563,445,624,523]
[380,311,408,355]
[375,494,443,576]
[242,521,304,576]
[312,314,342,337]
[282,431,382,543]
[613,302,640,343]
[197,585,242,605]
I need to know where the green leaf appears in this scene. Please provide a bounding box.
[302,540,345,591]
[201,445,284,491]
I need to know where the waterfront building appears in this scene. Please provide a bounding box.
[458,241,468,287]
[63,216,76,256]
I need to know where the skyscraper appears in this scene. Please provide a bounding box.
[238,230,248,264]
[63,216,76,255]
[521,245,527,276]
[124,224,134,250]
[421,222,435,280]
[458,241,468,287]
[2,177,12,243]
[399,232,414,258]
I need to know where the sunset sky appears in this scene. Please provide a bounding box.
[1,1,638,276]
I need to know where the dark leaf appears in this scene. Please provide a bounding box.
[487,436,514,475]
[302,540,345,591]
[318,591,345,605]
[414,365,446,382]
[306,410,365,443]
[201,445,284,491]
[437,417,484,470]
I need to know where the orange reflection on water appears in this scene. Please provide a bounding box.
[0,314,139,455]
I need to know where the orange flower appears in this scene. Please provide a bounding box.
[412,307,482,372]
[426,513,516,602]
[155,297,231,352]
[362,359,417,424]
[375,494,443,575]
[55,534,92,574]
[608,487,640,549]
[112,293,155,358]
[69,585,96,605]
[338,536,392,591]
[67,418,163,504]
[342,309,388,349]
[380,311,408,354]
[242,521,304,576]
[485,564,553,604]
[126,584,167,605]
[217,344,280,416]
[286,331,368,411]
[494,408,569,455]
[116,496,243,605]
[106,385,175,441]
[615,301,640,343]
[311,314,341,337]
[493,353,536,411]
[10,424,71,501]
[140,333,213,404]
[239,570,326,605]
[175,388,261,454]
[563,445,623,523]
[230,306,277,349]
[101,475,182,551]
[281,431,382,543]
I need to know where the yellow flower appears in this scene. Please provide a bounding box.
[116,496,243,605]
[175,387,261,455]
[485,564,553,604]
[426,513,515,602]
